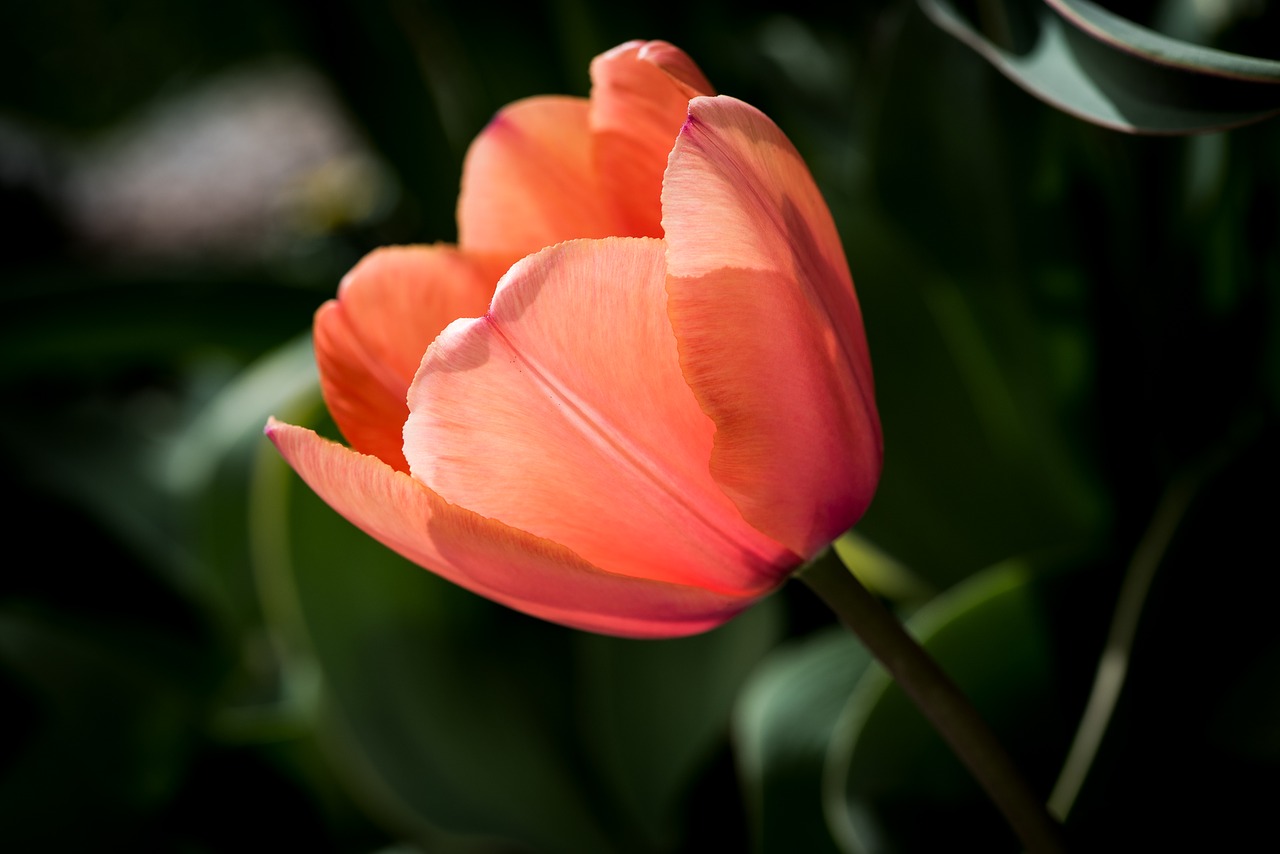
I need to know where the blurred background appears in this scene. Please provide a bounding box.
[2,1,1278,851]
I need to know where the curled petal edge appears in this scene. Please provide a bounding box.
[589,40,716,238]
[592,39,715,100]
[662,95,882,558]
[265,418,773,638]
[314,243,501,472]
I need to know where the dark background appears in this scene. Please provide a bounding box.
[2,1,1278,851]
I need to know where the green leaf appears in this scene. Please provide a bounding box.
[833,533,936,604]
[839,206,1105,587]
[734,628,874,854]
[0,265,327,382]
[577,600,783,851]
[255,425,785,852]
[1047,0,1280,82]
[824,562,1064,853]
[162,333,318,495]
[920,0,1280,133]
[256,442,620,854]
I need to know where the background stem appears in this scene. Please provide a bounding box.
[1047,474,1198,819]
[799,551,1068,854]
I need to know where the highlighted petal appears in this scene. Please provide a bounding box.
[458,96,623,261]
[404,238,798,593]
[590,40,715,238]
[314,245,502,470]
[662,96,882,558]
[266,419,758,637]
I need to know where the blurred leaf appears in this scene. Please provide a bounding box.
[0,388,218,618]
[0,331,319,635]
[824,562,1064,854]
[1060,429,1280,849]
[840,204,1105,587]
[0,604,212,848]
[257,441,622,853]
[920,0,1280,133]
[255,420,789,851]
[576,599,783,852]
[834,6,1112,591]
[734,627,873,854]
[1047,0,1280,81]
[0,266,325,381]
[163,333,317,495]
[833,532,935,605]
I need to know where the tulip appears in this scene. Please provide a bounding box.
[266,40,882,638]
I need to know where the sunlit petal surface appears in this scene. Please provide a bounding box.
[662,95,882,558]
[404,237,797,592]
[267,419,760,637]
[314,245,502,470]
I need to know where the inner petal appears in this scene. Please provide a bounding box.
[589,40,715,238]
[457,96,624,262]
[314,244,501,471]
[403,237,797,592]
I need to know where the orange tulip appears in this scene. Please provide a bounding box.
[266,40,881,637]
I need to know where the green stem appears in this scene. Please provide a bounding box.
[799,551,1068,854]
[1046,475,1197,820]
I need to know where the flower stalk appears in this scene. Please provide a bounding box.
[798,549,1068,854]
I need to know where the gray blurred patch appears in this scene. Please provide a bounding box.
[59,60,396,261]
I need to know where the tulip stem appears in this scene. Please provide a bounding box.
[798,550,1068,854]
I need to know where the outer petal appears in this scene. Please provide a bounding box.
[266,419,760,637]
[314,245,503,471]
[589,40,715,238]
[403,237,798,594]
[662,95,882,558]
[457,96,624,262]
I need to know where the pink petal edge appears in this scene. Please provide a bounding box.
[265,418,766,638]
[314,244,501,471]
[662,95,883,558]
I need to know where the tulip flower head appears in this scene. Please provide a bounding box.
[266,40,882,638]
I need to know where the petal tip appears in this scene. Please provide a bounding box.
[636,41,715,96]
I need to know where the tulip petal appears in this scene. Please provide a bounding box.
[662,95,883,558]
[266,419,762,637]
[590,40,715,238]
[457,96,624,261]
[314,245,502,471]
[404,237,798,594]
